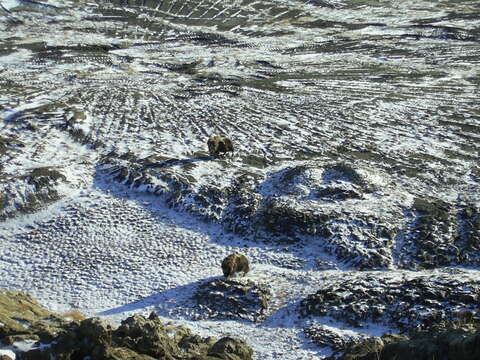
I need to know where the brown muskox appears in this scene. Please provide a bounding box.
[207,135,234,157]
[221,253,250,278]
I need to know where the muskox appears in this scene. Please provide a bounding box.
[207,135,234,157]
[221,253,250,278]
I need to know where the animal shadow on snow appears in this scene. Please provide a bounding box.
[97,276,217,318]
[93,163,340,272]
[138,155,214,171]
[97,275,307,331]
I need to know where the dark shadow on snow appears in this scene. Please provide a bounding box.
[138,155,215,171]
[97,276,219,317]
[91,162,344,272]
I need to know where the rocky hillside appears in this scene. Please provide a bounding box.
[1,1,479,359]
[1,0,479,270]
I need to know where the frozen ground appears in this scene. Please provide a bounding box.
[2,178,478,359]
[0,179,331,359]
[1,0,480,359]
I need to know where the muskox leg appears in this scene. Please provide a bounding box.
[224,138,234,154]
[207,139,217,157]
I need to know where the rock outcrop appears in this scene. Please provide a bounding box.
[0,291,253,360]
[0,290,71,345]
[304,312,480,360]
[396,199,480,269]
[339,326,480,360]
[97,154,480,270]
[0,167,68,221]
[193,278,271,322]
[300,272,480,331]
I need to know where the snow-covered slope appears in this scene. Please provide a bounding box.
[1,0,479,359]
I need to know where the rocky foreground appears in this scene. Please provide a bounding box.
[0,291,252,360]
[1,290,480,360]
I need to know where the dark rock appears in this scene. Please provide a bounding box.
[29,317,73,343]
[342,337,384,360]
[99,152,229,221]
[260,196,331,236]
[113,313,180,358]
[78,317,112,345]
[0,135,25,155]
[300,273,480,333]
[26,167,66,189]
[21,348,52,360]
[208,337,253,360]
[178,334,216,357]
[304,324,357,350]
[0,167,68,221]
[397,199,480,269]
[222,173,263,236]
[193,278,271,322]
[341,328,480,360]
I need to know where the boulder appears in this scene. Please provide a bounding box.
[178,334,216,357]
[78,317,112,345]
[304,324,359,350]
[207,337,253,360]
[340,329,480,360]
[113,312,181,358]
[341,337,384,360]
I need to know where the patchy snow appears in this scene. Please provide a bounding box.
[1,0,480,359]
[0,181,330,359]
[1,177,478,359]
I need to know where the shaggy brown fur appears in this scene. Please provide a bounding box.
[221,253,250,278]
[207,135,234,157]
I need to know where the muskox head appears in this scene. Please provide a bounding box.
[221,253,250,278]
[207,135,234,157]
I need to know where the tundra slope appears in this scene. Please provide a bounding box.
[0,0,480,359]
